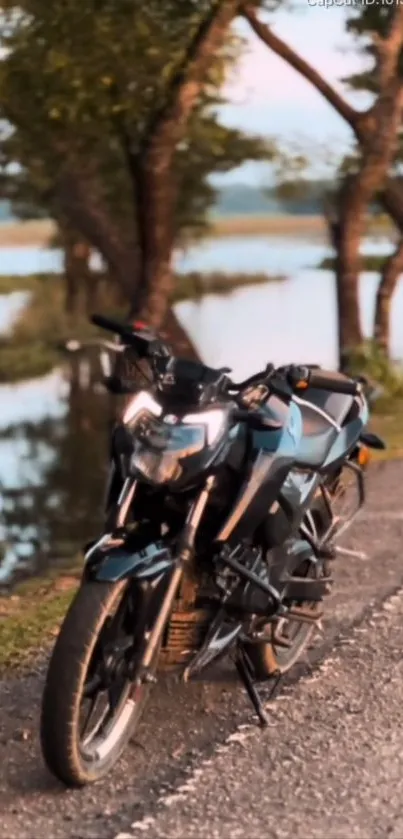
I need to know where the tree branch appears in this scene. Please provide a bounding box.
[141,0,239,157]
[55,162,137,298]
[371,6,403,88]
[373,234,403,350]
[380,178,403,231]
[241,3,359,130]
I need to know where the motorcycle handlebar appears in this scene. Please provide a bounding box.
[90,313,170,359]
[290,366,361,397]
[57,339,124,354]
[69,322,363,401]
[227,363,275,393]
[90,313,129,337]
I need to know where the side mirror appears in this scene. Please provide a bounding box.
[360,431,386,450]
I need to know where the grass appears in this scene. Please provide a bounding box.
[0,270,282,383]
[347,343,403,460]
[369,400,403,461]
[0,273,105,381]
[318,254,399,272]
[0,567,81,672]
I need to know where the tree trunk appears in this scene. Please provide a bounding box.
[84,273,100,315]
[161,307,200,361]
[323,191,362,369]
[64,256,79,316]
[60,225,91,316]
[133,1,239,328]
[334,235,363,369]
[380,178,403,231]
[373,237,403,354]
[241,2,403,365]
[56,165,138,303]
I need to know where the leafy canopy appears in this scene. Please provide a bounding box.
[0,0,274,242]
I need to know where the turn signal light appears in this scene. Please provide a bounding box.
[358,445,371,467]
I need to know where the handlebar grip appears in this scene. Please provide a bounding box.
[306,369,361,396]
[91,314,129,337]
[91,313,151,357]
[229,363,275,392]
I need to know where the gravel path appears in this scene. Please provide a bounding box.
[0,460,402,839]
[126,581,403,839]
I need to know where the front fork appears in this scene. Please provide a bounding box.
[139,475,215,671]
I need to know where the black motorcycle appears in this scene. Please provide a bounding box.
[40,315,385,786]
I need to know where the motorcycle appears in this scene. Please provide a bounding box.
[40,314,385,787]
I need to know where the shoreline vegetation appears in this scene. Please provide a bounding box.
[0,213,396,248]
[0,271,283,383]
[318,255,395,272]
[0,565,81,672]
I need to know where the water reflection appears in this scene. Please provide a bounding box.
[0,365,111,586]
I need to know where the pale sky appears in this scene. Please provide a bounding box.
[219,4,371,183]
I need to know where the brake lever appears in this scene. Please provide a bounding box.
[267,374,293,403]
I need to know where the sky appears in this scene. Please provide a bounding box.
[218,3,371,184]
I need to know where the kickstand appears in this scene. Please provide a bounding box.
[234,645,270,727]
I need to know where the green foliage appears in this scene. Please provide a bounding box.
[318,253,396,272]
[344,7,403,96]
[348,341,403,403]
[0,585,76,669]
[0,270,284,381]
[0,1,272,248]
[270,142,344,211]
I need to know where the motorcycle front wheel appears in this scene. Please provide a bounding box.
[40,579,157,787]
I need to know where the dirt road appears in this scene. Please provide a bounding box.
[0,460,402,839]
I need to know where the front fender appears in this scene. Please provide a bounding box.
[84,537,175,583]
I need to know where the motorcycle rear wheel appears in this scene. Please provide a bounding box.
[246,501,328,679]
[40,579,157,787]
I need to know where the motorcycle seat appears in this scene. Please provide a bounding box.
[302,386,355,426]
[296,400,339,469]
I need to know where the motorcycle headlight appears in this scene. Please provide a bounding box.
[131,419,206,483]
[123,391,162,425]
[123,394,227,485]
[182,409,227,446]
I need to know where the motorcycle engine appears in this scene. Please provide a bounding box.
[217,545,278,617]
[218,537,320,618]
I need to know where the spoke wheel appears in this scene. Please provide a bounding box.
[246,560,322,679]
[40,580,158,787]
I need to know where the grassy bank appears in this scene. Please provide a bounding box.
[0,270,282,383]
[318,254,399,272]
[0,568,80,671]
[0,214,396,248]
[369,401,403,460]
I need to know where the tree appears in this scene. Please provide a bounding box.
[0,0,271,353]
[240,2,403,366]
[344,7,403,356]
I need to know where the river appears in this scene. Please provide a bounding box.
[0,232,401,585]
